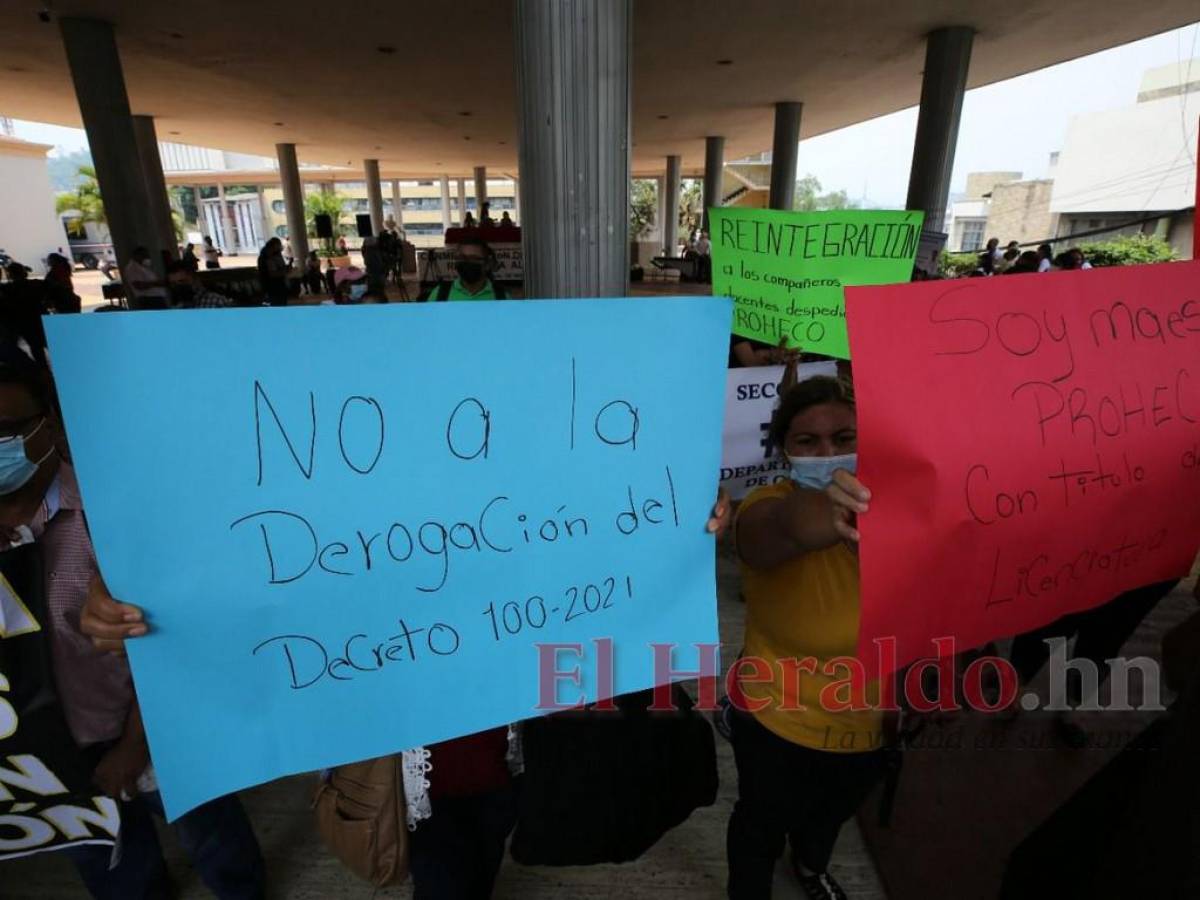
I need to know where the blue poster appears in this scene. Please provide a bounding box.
[46,297,730,820]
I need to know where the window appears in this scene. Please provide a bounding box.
[402,197,444,211]
[271,200,286,214]
[959,220,985,252]
[274,225,288,238]
[404,223,445,235]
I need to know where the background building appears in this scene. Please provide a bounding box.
[944,58,1198,258]
[0,135,70,273]
[1050,58,1198,257]
[946,169,1056,252]
[158,143,520,251]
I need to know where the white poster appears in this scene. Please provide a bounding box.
[423,243,523,281]
[720,362,837,500]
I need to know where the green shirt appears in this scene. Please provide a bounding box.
[446,278,498,301]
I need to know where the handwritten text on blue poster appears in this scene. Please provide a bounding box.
[46,298,730,819]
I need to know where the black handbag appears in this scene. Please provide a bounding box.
[510,684,718,865]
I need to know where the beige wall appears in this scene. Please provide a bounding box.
[964,171,1022,199]
[986,179,1055,245]
[0,144,67,274]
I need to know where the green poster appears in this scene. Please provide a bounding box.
[710,207,924,359]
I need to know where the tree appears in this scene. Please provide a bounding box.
[170,185,199,225]
[304,190,346,248]
[1076,233,1177,267]
[939,251,980,278]
[47,149,94,192]
[629,179,658,240]
[678,179,702,236]
[54,164,105,225]
[793,173,860,212]
[57,165,187,242]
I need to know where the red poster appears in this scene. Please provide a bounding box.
[846,262,1200,673]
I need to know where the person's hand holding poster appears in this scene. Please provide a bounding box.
[846,262,1200,672]
[709,207,923,359]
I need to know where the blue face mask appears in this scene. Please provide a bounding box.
[349,284,367,302]
[0,419,51,496]
[788,452,857,491]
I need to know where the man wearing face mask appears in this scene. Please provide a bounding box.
[422,234,508,301]
[0,346,265,899]
[727,372,887,900]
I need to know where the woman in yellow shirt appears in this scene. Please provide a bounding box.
[729,374,883,900]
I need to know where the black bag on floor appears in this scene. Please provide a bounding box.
[510,684,718,865]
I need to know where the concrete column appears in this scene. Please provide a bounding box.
[905,27,973,232]
[474,166,488,212]
[390,180,404,229]
[457,179,467,224]
[364,158,384,236]
[257,187,272,245]
[59,18,162,280]
[440,176,452,231]
[656,175,666,248]
[215,182,236,254]
[769,102,802,210]
[702,135,725,233]
[276,143,309,262]
[511,178,520,223]
[514,0,631,297]
[131,115,177,261]
[663,156,681,257]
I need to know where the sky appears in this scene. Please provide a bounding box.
[801,21,1200,207]
[10,20,1200,207]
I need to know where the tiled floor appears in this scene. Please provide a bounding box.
[2,550,887,900]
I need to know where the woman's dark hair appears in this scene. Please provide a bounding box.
[458,233,490,253]
[0,340,55,413]
[767,374,855,452]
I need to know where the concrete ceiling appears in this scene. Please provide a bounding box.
[0,1,1196,178]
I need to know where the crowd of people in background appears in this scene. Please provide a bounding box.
[976,236,1092,276]
[0,222,1098,319]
